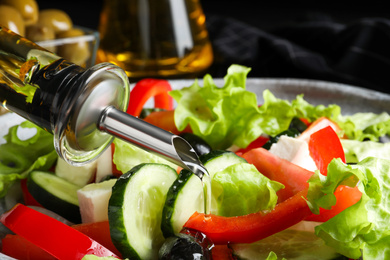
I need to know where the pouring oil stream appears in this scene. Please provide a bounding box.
[0,27,211,215]
[99,106,212,215]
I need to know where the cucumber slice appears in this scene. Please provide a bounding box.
[161,150,246,238]
[108,163,177,260]
[200,150,247,174]
[161,169,204,238]
[27,170,81,223]
[230,229,348,260]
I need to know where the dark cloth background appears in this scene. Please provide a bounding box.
[206,15,390,94]
[37,0,390,94]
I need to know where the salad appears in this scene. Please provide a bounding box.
[0,65,390,260]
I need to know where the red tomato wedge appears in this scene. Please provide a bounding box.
[184,188,312,245]
[242,147,313,202]
[127,78,173,117]
[308,125,346,175]
[0,204,119,260]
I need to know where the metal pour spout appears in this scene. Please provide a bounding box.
[99,106,206,178]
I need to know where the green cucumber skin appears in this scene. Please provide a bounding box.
[199,150,247,166]
[108,164,144,260]
[199,150,237,164]
[27,171,81,223]
[108,163,178,260]
[161,150,247,238]
[161,169,193,238]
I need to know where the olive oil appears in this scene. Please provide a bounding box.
[97,0,213,79]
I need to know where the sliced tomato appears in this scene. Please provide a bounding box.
[127,78,173,117]
[184,188,312,245]
[235,135,269,157]
[242,147,313,202]
[308,125,346,175]
[0,204,119,260]
[143,110,191,135]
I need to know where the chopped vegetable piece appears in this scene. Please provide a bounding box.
[20,179,42,207]
[72,221,122,257]
[229,229,347,260]
[108,163,177,260]
[0,204,119,259]
[308,125,346,175]
[143,110,191,135]
[1,234,56,260]
[127,78,173,117]
[183,188,312,245]
[235,135,269,156]
[27,171,81,223]
[242,148,313,202]
[298,117,343,142]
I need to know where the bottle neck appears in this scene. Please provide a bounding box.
[0,27,131,166]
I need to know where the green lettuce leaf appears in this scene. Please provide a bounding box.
[112,138,177,173]
[171,64,389,150]
[342,139,390,164]
[306,157,390,259]
[211,163,284,217]
[170,65,300,150]
[338,112,390,141]
[0,121,57,197]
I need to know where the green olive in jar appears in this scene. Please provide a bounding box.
[38,9,73,33]
[0,5,25,36]
[0,0,38,26]
[57,28,91,66]
[25,23,56,52]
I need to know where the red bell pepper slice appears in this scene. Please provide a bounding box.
[308,125,346,175]
[72,221,121,257]
[127,78,174,117]
[297,117,343,143]
[306,185,362,222]
[1,221,122,260]
[242,147,313,202]
[184,188,312,245]
[1,234,56,260]
[20,179,42,207]
[235,135,269,157]
[0,204,119,260]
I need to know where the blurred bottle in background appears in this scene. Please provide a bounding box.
[97,0,213,79]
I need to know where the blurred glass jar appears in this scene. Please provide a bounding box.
[97,0,213,79]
